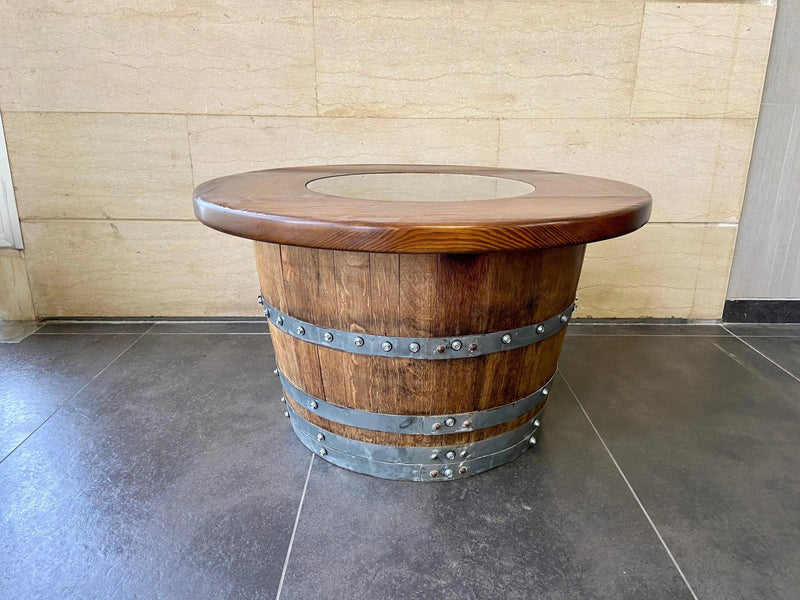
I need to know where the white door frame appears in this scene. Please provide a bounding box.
[0,111,23,249]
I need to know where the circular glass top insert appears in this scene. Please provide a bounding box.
[306,173,536,202]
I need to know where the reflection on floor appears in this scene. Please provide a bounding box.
[1,320,799,600]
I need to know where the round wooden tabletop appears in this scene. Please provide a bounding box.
[193,165,651,253]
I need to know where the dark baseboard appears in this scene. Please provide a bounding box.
[723,300,800,323]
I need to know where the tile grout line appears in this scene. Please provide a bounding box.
[721,325,800,384]
[275,453,315,600]
[0,324,156,466]
[559,373,700,600]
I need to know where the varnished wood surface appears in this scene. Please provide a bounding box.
[256,242,584,447]
[195,165,651,253]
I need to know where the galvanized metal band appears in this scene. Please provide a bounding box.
[286,402,543,481]
[279,369,554,436]
[259,297,575,360]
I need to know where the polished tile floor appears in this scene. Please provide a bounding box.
[1,321,799,600]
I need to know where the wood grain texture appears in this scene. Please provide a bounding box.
[255,241,583,447]
[195,165,651,253]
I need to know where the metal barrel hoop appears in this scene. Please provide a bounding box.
[260,297,576,360]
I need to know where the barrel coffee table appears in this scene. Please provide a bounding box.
[194,165,651,481]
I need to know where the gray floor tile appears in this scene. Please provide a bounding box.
[148,321,268,334]
[279,378,693,600]
[558,335,800,600]
[724,323,800,337]
[0,334,307,600]
[738,336,800,379]
[35,322,155,334]
[0,334,143,460]
[568,323,729,336]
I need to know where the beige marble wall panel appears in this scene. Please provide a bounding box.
[498,118,756,223]
[0,1,315,115]
[0,249,35,321]
[631,2,775,118]
[576,224,703,319]
[188,116,499,184]
[314,1,643,118]
[3,113,193,220]
[22,220,260,317]
[693,224,737,318]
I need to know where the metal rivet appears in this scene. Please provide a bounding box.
[276,316,283,326]
[534,419,540,428]
[283,411,289,418]
[430,452,439,460]
[560,314,569,323]
[296,326,305,336]
[381,341,393,352]
[317,433,325,442]
[542,388,549,397]
[323,332,333,342]
[257,295,264,305]
[459,467,468,475]
[536,324,545,334]
[501,333,512,344]
[445,451,456,460]
[280,396,286,403]
[469,343,477,352]
[430,470,439,478]
[409,342,420,353]
[463,420,472,428]
[432,422,441,430]
[265,309,271,318]
[320,448,327,456]
[451,340,462,351]
[443,468,453,478]
[309,400,318,410]
[273,368,279,375]
[354,337,364,347]
[444,417,456,427]
[436,345,446,353]
[529,436,537,446]
[460,450,468,458]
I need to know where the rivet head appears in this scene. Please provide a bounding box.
[445,451,456,460]
[273,368,279,375]
[409,342,420,353]
[542,388,549,397]
[276,316,284,326]
[444,417,456,427]
[450,340,462,351]
[430,470,439,478]
[460,450,468,458]
[316,433,325,441]
[436,345,446,353]
[309,400,318,410]
[536,324,545,334]
[257,295,264,305]
[443,468,453,478]
[296,326,305,336]
[459,466,468,475]
[265,309,271,318]
[323,332,333,342]
[534,419,540,428]
[432,422,442,430]
[283,411,289,418]
[560,314,569,323]
[430,452,439,460]
[529,436,537,446]
[320,448,327,456]
[354,337,365,347]
[381,341,393,352]
[501,333,512,344]
[280,396,286,403]
[469,343,477,352]
[463,420,472,428]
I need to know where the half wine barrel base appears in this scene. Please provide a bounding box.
[193,166,652,482]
